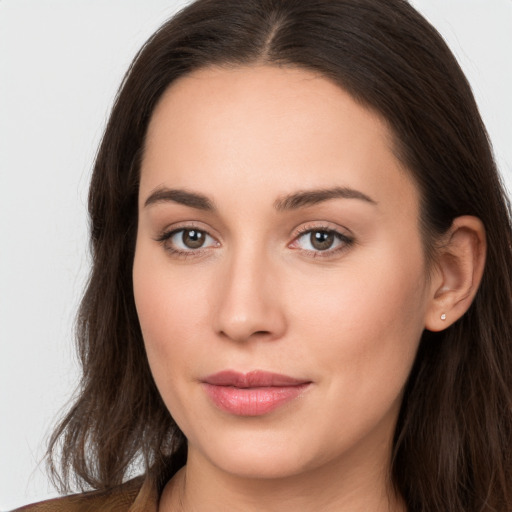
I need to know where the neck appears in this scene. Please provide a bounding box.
[159,448,406,512]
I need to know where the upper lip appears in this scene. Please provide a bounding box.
[203,370,310,388]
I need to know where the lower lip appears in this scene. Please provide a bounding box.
[203,383,310,416]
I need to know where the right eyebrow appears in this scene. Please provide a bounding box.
[144,187,215,211]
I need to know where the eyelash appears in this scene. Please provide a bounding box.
[292,225,354,258]
[155,224,217,260]
[155,223,354,260]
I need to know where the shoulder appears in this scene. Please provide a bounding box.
[11,476,144,512]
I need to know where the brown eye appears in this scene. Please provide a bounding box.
[310,231,335,251]
[157,227,219,257]
[292,227,354,257]
[181,229,206,249]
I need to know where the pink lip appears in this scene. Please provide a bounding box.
[202,370,311,416]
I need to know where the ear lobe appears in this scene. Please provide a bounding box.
[424,216,486,332]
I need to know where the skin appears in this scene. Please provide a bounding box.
[132,65,485,511]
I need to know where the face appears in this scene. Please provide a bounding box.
[133,65,434,481]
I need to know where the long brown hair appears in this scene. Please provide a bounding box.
[46,1,512,510]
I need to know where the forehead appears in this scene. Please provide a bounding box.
[145,64,395,156]
[140,64,418,218]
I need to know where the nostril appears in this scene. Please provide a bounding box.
[219,329,272,343]
[213,274,287,343]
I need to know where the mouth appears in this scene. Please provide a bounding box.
[202,370,312,416]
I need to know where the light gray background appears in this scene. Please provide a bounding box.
[1,1,511,509]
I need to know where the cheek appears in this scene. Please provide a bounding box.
[133,247,213,434]
[132,245,207,378]
[290,246,428,397]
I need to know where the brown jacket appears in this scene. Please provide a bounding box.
[10,474,159,512]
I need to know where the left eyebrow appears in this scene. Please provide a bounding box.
[273,186,377,211]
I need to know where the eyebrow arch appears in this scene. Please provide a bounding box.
[144,187,215,210]
[274,186,377,211]
[144,186,377,211]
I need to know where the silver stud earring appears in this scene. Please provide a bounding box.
[440,313,447,321]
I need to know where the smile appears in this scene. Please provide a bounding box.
[202,370,312,416]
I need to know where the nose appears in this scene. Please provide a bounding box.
[212,246,287,344]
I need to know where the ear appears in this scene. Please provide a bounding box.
[424,215,486,332]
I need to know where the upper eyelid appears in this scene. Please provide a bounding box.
[157,225,217,243]
[294,221,352,237]
[291,226,353,250]
[157,221,216,238]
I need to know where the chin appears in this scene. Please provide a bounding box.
[210,448,312,480]
[188,425,325,480]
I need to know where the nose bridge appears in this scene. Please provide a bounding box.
[213,238,286,343]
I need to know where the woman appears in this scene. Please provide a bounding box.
[15,0,512,510]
